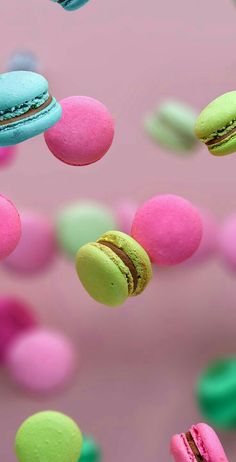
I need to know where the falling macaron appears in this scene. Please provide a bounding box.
[51,0,90,11]
[76,230,152,307]
[0,71,61,146]
[195,91,236,156]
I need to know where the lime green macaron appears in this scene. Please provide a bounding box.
[76,230,152,307]
[15,411,83,462]
[195,91,236,156]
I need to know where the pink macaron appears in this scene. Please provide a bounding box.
[44,96,115,166]
[170,422,228,462]
[0,195,21,260]
[186,208,219,264]
[5,328,77,394]
[131,194,202,265]
[218,213,236,272]
[116,201,137,235]
[0,297,38,363]
[4,211,56,275]
[0,146,17,167]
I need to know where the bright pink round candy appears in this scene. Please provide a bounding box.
[116,201,137,235]
[0,297,37,363]
[131,194,202,265]
[187,208,219,264]
[4,211,56,274]
[218,214,236,271]
[5,328,76,394]
[0,195,21,260]
[0,146,17,167]
[44,96,115,166]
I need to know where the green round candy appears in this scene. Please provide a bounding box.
[56,201,116,258]
[197,357,236,428]
[79,435,101,462]
[15,411,83,462]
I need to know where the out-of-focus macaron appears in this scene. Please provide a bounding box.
[7,51,39,73]
[186,208,219,264]
[0,71,61,146]
[15,411,83,462]
[197,357,236,429]
[76,230,152,307]
[115,201,137,235]
[0,297,37,363]
[195,91,236,156]
[131,195,202,265]
[144,100,198,154]
[0,194,21,259]
[6,328,77,394]
[4,211,56,275]
[79,435,101,462]
[44,96,114,166]
[170,422,228,462]
[56,201,116,258]
[218,214,236,271]
[51,0,90,10]
[0,145,17,167]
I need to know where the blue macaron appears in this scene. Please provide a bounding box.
[0,71,61,146]
[51,0,89,11]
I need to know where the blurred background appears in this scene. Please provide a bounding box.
[1,0,236,460]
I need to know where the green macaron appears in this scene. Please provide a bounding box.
[144,100,198,154]
[195,91,236,156]
[197,357,236,429]
[79,435,101,462]
[76,230,152,307]
[15,411,83,462]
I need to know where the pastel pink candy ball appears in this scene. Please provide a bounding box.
[0,146,17,167]
[0,297,37,363]
[0,195,21,260]
[4,211,56,274]
[116,201,137,235]
[187,208,219,264]
[218,214,236,271]
[44,96,115,166]
[131,194,202,265]
[5,328,77,394]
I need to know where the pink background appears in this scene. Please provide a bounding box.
[0,0,236,460]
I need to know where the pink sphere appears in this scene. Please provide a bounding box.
[0,146,17,167]
[44,96,115,166]
[131,194,202,265]
[0,297,37,363]
[4,211,56,274]
[218,214,236,271]
[0,195,21,260]
[187,208,219,264]
[5,328,77,394]
[116,201,137,235]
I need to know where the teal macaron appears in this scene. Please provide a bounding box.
[56,201,117,259]
[76,230,152,307]
[197,357,236,429]
[15,411,83,462]
[144,100,198,154]
[0,71,61,146]
[79,435,101,462]
[195,91,236,156]
[51,0,90,11]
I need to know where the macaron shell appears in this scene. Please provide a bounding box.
[76,243,130,306]
[62,0,89,10]
[170,434,194,462]
[15,411,83,462]
[145,116,192,152]
[98,230,152,296]
[0,71,48,111]
[195,91,236,140]
[208,135,236,156]
[191,423,228,462]
[0,98,61,146]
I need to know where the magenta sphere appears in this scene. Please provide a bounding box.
[44,96,115,166]
[0,195,21,260]
[131,194,202,265]
[0,146,17,167]
[5,328,77,394]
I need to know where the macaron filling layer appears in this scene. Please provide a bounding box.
[201,119,236,146]
[99,240,138,292]
[185,432,206,462]
[0,92,52,126]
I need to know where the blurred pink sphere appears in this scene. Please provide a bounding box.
[116,201,137,235]
[0,195,21,260]
[5,328,77,394]
[0,146,17,167]
[218,214,236,272]
[4,211,56,275]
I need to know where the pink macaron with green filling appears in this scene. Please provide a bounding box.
[170,423,228,462]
